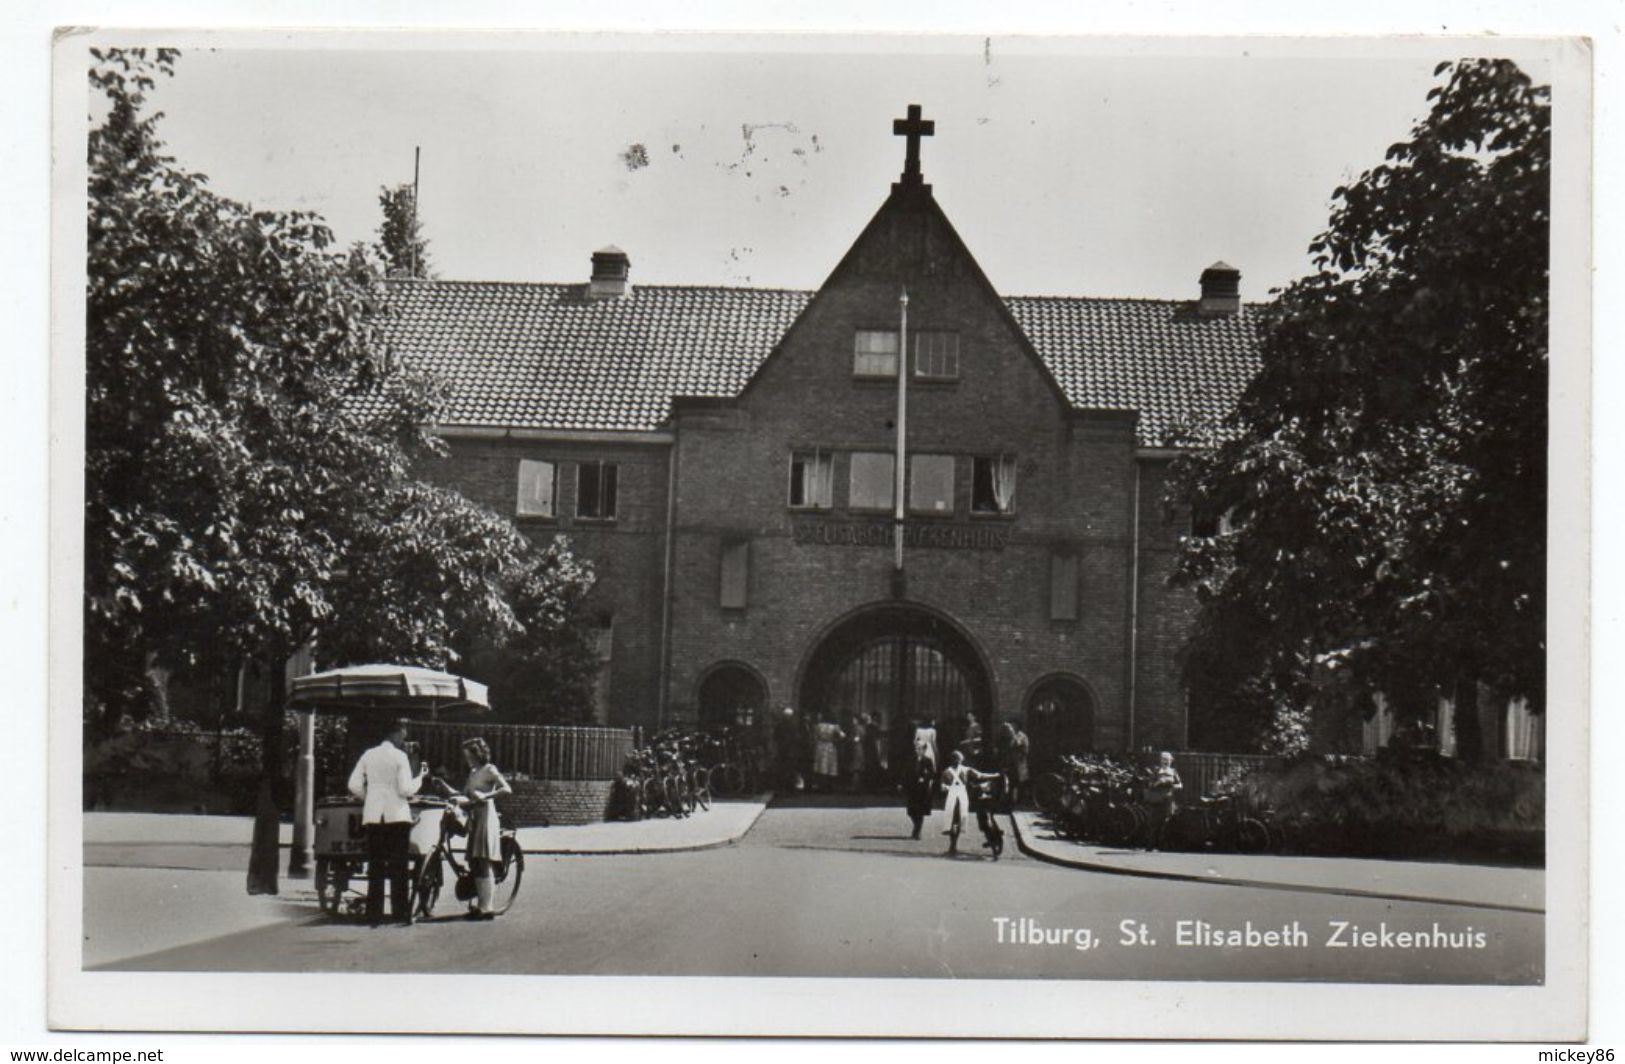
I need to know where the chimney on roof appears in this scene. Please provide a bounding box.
[1198,261,1241,317]
[588,246,632,300]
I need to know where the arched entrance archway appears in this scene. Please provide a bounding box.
[697,663,768,731]
[798,604,995,774]
[1024,674,1096,775]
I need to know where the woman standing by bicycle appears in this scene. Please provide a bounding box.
[458,738,513,920]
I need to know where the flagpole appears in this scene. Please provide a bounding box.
[895,288,908,574]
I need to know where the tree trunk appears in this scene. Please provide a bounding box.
[1452,673,1484,763]
[245,651,288,895]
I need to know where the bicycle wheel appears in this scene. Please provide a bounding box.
[1236,816,1270,855]
[1103,804,1139,846]
[642,776,666,817]
[413,851,445,918]
[489,835,524,914]
[1033,773,1065,816]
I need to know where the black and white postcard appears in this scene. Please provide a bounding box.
[46,27,1592,1040]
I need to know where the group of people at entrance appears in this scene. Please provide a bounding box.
[772,707,1030,800]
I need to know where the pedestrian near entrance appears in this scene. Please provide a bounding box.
[912,719,939,773]
[904,756,936,839]
[846,714,868,791]
[997,723,1031,807]
[968,762,1006,860]
[939,750,1001,856]
[1144,751,1183,851]
[812,716,845,791]
[346,719,429,926]
[457,737,513,920]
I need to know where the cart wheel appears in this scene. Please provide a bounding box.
[489,835,524,915]
[316,857,345,915]
[414,853,444,918]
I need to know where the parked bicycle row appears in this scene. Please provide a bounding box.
[609,725,765,820]
[1033,751,1276,854]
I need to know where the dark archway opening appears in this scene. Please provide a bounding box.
[697,664,767,731]
[1025,674,1096,776]
[798,604,994,777]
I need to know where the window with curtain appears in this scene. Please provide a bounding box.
[516,459,557,518]
[720,539,750,609]
[972,454,1017,514]
[913,331,960,379]
[909,454,955,514]
[788,450,834,509]
[577,460,619,520]
[852,330,899,378]
[849,452,896,511]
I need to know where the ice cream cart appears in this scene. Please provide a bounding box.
[287,663,490,917]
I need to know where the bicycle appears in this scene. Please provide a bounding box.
[1163,792,1271,854]
[413,797,525,919]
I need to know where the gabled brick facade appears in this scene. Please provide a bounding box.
[395,127,1264,764]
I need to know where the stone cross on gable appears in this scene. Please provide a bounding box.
[893,104,935,186]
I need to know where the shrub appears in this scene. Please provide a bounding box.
[1228,754,1544,865]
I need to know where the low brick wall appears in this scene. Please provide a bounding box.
[500,778,614,826]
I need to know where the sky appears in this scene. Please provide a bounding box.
[122,37,1480,302]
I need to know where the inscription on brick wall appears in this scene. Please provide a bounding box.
[793,520,1009,550]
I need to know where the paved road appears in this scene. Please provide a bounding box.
[87,799,1542,983]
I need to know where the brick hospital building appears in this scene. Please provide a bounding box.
[390,106,1262,767]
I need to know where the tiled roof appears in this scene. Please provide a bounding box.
[1005,296,1264,446]
[384,280,1262,446]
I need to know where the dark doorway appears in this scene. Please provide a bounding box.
[697,664,767,731]
[798,604,994,771]
[1025,675,1095,775]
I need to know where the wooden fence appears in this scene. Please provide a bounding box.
[407,721,634,781]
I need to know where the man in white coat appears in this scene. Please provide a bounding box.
[347,719,428,925]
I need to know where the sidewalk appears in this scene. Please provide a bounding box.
[515,796,769,854]
[82,796,769,856]
[1010,810,1544,913]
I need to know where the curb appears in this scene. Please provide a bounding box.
[1008,811,1544,915]
[519,794,773,857]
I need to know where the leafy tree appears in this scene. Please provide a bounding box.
[377,182,431,279]
[1169,59,1549,758]
[86,49,597,891]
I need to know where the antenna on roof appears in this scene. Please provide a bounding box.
[410,146,421,279]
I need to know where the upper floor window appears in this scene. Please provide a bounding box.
[852,330,899,378]
[1190,504,1236,538]
[971,454,1018,515]
[909,454,956,515]
[516,459,557,518]
[913,332,960,380]
[849,451,896,511]
[788,449,834,509]
[577,461,619,521]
